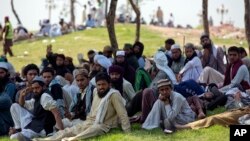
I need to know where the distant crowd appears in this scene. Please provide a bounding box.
[1,17,250,141]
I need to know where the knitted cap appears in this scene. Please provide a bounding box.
[157,79,172,88]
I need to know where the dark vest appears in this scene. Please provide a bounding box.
[72,93,87,120]
[25,91,56,135]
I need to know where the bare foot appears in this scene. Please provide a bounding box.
[9,127,17,136]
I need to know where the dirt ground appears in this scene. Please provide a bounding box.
[145,24,246,48]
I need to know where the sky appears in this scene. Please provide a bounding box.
[0,0,244,30]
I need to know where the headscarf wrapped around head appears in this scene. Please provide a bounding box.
[94,54,112,71]
[154,51,177,84]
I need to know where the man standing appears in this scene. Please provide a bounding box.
[82,5,87,25]
[156,6,164,26]
[35,72,130,141]
[2,16,14,57]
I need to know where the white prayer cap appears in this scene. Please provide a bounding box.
[116,51,125,56]
[0,62,8,70]
[171,44,180,50]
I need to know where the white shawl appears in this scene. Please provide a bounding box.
[94,88,126,125]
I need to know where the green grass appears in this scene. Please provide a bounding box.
[0,24,242,140]
[1,24,247,72]
[1,107,228,141]
[85,107,228,141]
[84,124,229,141]
[1,24,165,72]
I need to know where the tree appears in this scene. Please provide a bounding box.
[202,0,209,35]
[45,0,56,22]
[245,0,250,53]
[106,0,118,51]
[70,0,76,29]
[11,0,22,24]
[105,0,109,17]
[129,0,141,42]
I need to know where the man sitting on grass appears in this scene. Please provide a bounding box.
[34,72,130,141]
[142,79,196,132]
[9,76,64,140]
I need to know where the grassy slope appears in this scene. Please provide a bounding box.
[2,24,247,72]
[2,24,164,72]
[1,24,243,140]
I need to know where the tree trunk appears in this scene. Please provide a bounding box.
[129,0,141,42]
[105,0,109,17]
[245,0,250,54]
[70,0,75,29]
[11,0,22,24]
[202,0,209,35]
[106,0,118,51]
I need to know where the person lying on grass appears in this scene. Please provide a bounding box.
[175,105,250,130]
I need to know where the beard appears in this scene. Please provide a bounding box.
[203,43,212,49]
[33,89,45,100]
[111,77,123,95]
[134,52,141,59]
[0,75,9,92]
[97,88,110,98]
[172,55,181,62]
[89,58,94,64]
[106,53,112,58]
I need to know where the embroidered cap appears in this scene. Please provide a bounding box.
[74,69,89,78]
[157,79,172,88]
